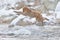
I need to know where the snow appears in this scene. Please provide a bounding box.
[10,14,36,25]
[13,8,23,12]
[0,0,18,9]
[0,28,31,35]
[0,25,40,35]
[55,1,60,19]
[30,5,41,9]
[0,0,60,39]
[0,0,57,25]
[10,15,26,25]
[26,2,34,6]
[13,28,31,35]
[49,0,55,2]
[42,13,55,24]
[55,2,60,11]
[55,12,60,19]
[49,10,54,13]
[23,17,36,23]
[0,7,17,16]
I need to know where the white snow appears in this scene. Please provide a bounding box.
[0,7,17,16]
[26,2,34,6]
[49,0,55,2]
[0,24,41,35]
[42,12,56,24]
[10,15,26,25]
[0,0,59,37]
[13,28,31,35]
[55,2,60,11]
[13,8,23,12]
[30,5,41,9]
[55,12,60,19]
[0,0,18,9]
[0,28,31,35]
[55,1,60,19]
[23,17,36,23]
[10,14,36,25]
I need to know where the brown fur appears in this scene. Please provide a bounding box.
[23,7,32,13]
[23,7,48,25]
[14,7,48,26]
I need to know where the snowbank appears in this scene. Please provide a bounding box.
[55,2,60,19]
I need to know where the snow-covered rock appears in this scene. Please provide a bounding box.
[9,15,36,26]
[10,14,26,25]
